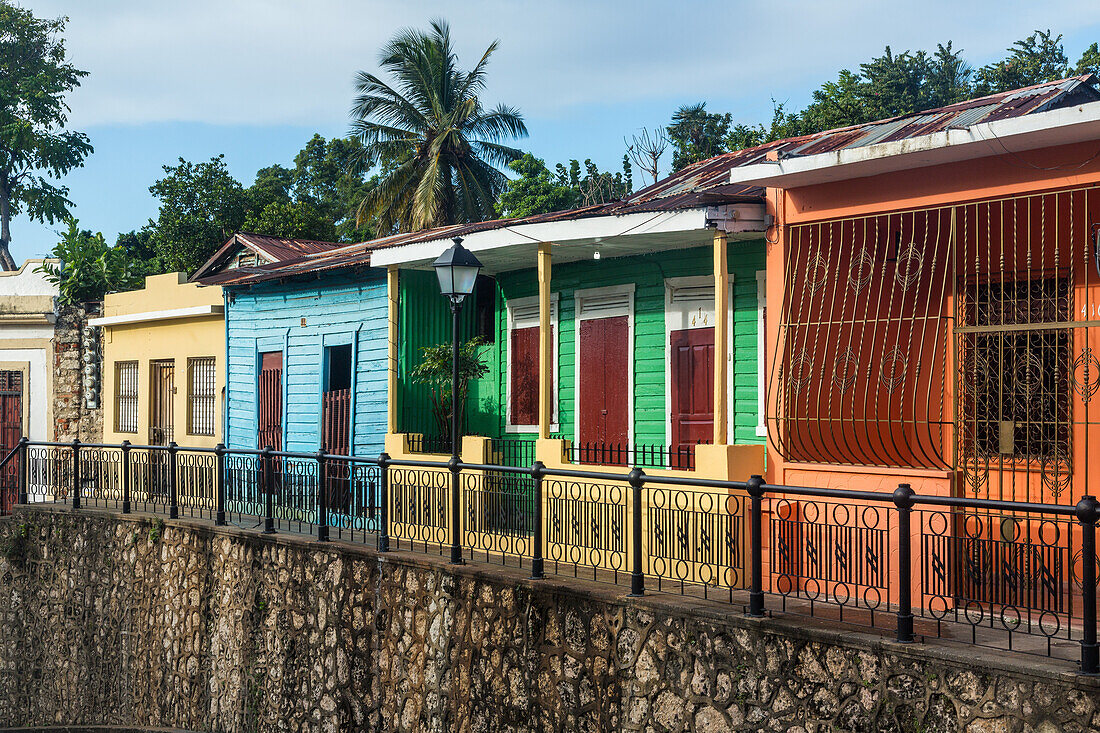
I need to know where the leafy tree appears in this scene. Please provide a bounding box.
[290,134,373,241]
[147,155,247,273]
[498,154,633,217]
[242,200,336,241]
[36,219,142,304]
[974,30,1069,95]
[114,228,157,278]
[497,154,577,218]
[667,103,732,171]
[0,2,92,270]
[409,336,489,439]
[1074,43,1100,77]
[350,19,528,232]
[246,164,293,214]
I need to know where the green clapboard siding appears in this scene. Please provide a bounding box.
[465,239,766,445]
[394,240,765,445]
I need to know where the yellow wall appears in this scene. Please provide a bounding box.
[99,273,225,448]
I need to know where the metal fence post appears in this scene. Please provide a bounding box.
[17,437,28,506]
[628,467,646,597]
[377,452,390,552]
[747,474,765,617]
[168,441,179,519]
[893,483,915,644]
[530,461,545,580]
[1076,495,1100,674]
[449,455,464,564]
[71,439,81,510]
[316,449,329,542]
[121,440,131,514]
[262,446,275,534]
[214,444,226,526]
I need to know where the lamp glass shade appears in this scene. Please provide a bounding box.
[433,239,483,299]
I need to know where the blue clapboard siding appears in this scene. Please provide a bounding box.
[224,270,388,457]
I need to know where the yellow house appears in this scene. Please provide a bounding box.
[91,272,225,448]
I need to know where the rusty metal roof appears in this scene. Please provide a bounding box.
[190,232,346,281]
[199,76,1099,288]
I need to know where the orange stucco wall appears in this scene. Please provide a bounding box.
[765,140,1100,503]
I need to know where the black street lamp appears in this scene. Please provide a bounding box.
[433,236,482,564]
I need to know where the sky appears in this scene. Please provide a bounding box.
[10,0,1100,264]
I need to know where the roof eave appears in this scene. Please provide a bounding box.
[727,100,1100,189]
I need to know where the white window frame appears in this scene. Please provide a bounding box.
[662,275,734,448]
[505,294,559,433]
[756,270,767,437]
[573,284,635,447]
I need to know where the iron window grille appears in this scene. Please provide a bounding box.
[115,361,138,434]
[966,277,1071,460]
[187,357,216,436]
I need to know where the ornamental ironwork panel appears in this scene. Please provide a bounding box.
[770,185,1100,505]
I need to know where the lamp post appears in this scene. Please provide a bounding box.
[433,236,483,564]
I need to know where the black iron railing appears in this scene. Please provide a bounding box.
[564,440,709,471]
[3,436,1099,674]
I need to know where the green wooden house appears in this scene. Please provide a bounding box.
[374,155,770,475]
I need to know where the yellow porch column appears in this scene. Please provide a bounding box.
[387,265,399,434]
[713,229,729,445]
[538,242,553,439]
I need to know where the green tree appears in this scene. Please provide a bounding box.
[409,337,489,440]
[147,155,247,273]
[974,30,1069,95]
[350,19,528,232]
[498,154,633,217]
[37,219,142,304]
[1074,43,1100,77]
[0,2,92,270]
[497,154,578,218]
[290,134,373,241]
[667,103,732,171]
[242,200,336,241]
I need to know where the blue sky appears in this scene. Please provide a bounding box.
[11,0,1100,264]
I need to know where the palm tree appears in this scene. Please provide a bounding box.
[350,20,528,233]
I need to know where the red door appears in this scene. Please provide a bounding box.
[0,371,21,514]
[578,316,629,463]
[258,351,283,451]
[671,328,714,467]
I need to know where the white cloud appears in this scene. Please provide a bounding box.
[28,0,1100,129]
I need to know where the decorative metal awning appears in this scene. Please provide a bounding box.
[768,185,1100,504]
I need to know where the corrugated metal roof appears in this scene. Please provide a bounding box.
[198,75,1100,288]
[191,232,345,281]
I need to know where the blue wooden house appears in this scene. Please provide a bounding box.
[194,235,388,458]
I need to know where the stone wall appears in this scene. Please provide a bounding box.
[52,304,103,442]
[0,508,1097,732]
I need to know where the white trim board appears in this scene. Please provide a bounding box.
[662,276,735,449]
[89,304,224,327]
[573,284,635,447]
[505,293,559,433]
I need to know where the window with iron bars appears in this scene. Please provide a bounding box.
[966,277,1071,460]
[115,361,138,434]
[187,357,216,436]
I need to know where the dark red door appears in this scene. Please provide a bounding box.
[0,371,21,514]
[671,328,714,467]
[258,351,283,451]
[578,316,629,462]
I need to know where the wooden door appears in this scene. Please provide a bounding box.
[149,360,175,445]
[258,351,283,451]
[147,360,175,501]
[671,327,714,466]
[578,316,629,462]
[0,371,21,514]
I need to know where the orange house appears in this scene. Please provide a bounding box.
[720,76,1100,626]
